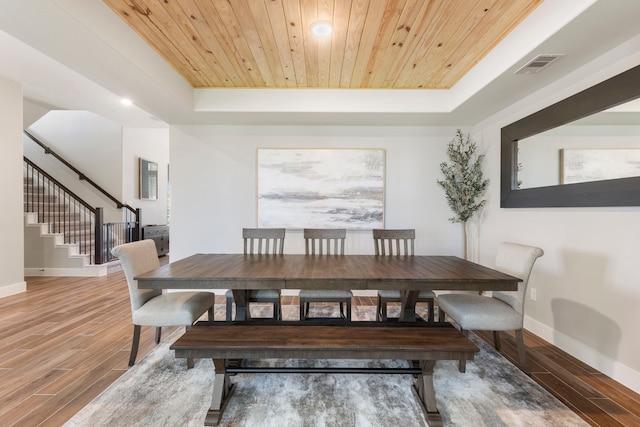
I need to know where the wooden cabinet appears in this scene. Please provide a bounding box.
[142,225,169,257]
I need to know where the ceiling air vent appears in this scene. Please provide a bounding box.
[514,54,564,74]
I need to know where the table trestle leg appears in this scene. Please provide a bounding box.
[231,290,251,321]
[205,359,235,426]
[412,360,443,427]
[398,290,419,322]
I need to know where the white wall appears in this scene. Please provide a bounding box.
[23,99,50,128]
[122,127,170,226]
[472,57,640,391]
[169,125,464,263]
[0,75,26,297]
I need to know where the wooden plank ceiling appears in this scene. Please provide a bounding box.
[103,0,543,89]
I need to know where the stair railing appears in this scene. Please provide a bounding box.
[24,157,140,264]
[24,130,130,209]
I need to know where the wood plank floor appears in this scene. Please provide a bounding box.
[1,263,639,426]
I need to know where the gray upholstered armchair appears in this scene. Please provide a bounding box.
[111,240,215,367]
[437,242,544,373]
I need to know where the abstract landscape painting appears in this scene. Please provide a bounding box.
[257,149,385,229]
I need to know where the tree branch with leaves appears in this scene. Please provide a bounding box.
[437,129,489,259]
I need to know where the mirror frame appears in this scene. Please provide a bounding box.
[501,64,640,207]
[139,158,158,200]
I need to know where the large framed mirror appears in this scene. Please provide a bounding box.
[501,64,640,207]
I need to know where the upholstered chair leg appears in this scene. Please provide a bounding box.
[346,301,352,321]
[493,331,501,351]
[515,329,529,373]
[208,305,214,321]
[184,325,195,369]
[155,326,162,344]
[438,307,446,322]
[458,329,469,373]
[376,297,383,321]
[226,297,233,321]
[129,324,141,367]
[299,299,305,320]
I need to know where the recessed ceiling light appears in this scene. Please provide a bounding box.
[120,98,133,106]
[311,21,332,37]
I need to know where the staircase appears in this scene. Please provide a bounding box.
[23,176,109,276]
[22,132,141,276]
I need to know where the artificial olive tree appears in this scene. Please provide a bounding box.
[437,129,488,259]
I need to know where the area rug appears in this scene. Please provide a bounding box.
[64,306,588,426]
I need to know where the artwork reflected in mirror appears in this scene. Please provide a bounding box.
[139,158,158,200]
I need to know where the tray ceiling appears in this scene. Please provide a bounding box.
[103,0,543,89]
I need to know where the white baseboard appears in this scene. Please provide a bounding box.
[524,315,640,394]
[0,281,27,298]
[24,265,108,277]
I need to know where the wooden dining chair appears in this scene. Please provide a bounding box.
[437,242,544,373]
[225,228,285,321]
[299,228,352,321]
[372,229,436,323]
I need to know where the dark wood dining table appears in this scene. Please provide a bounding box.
[135,253,520,322]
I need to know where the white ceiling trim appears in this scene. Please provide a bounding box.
[194,88,452,114]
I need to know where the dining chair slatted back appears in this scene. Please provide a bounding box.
[299,228,351,320]
[243,227,285,255]
[226,228,286,321]
[372,229,435,322]
[373,229,415,256]
[304,228,346,255]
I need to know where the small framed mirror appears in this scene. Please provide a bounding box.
[139,158,158,200]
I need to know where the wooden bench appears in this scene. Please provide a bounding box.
[170,322,479,426]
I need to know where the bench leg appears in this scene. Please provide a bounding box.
[412,360,443,427]
[205,359,235,426]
